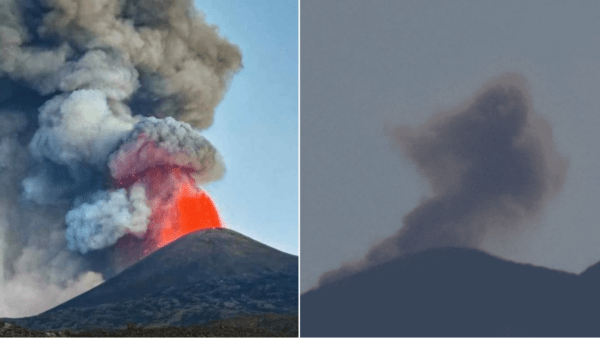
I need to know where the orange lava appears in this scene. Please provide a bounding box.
[113,166,223,269]
[157,180,223,248]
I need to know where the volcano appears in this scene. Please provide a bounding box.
[1,228,298,333]
[302,247,600,337]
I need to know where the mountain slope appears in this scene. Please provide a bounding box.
[302,247,592,337]
[2,228,298,332]
[52,227,297,311]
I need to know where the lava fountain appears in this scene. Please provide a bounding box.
[108,117,225,268]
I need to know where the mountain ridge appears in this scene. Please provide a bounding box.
[302,246,596,337]
[2,228,298,333]
[48,227,296,312]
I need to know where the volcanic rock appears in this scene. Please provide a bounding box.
[1,228,298,334]
[302,247,598,337]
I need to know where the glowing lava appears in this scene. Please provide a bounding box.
[159,175,222,247]
[107,126,225,270]
[113,166,223,258]
[111,170,223,270]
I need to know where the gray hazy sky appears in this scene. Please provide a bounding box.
[301,0,600,292]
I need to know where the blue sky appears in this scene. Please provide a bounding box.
[193,0,298,255]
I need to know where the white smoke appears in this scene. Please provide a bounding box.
[109,116,225,185]
[30,89,137,170]
[23,89,138,206]
[66,184,151,254]
[58,50,140,101]
[0,241,104,318]
[35,0,242,129]
[0,0,241,318]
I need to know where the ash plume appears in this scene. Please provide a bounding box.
[0,0,241,317]
[108,116,225,186]
[65,183,151,254]
[318,73,568,286]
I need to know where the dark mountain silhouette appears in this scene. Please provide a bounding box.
[302,247,599,337]
[2,228,298,334]
[52,228,297,311]
[581,260,600,280]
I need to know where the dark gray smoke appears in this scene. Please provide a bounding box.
[318,73,568,287]
[0,0,241,317]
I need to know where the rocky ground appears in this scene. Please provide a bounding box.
[0,313,298,337]
[1,272,297,336]
[1,229,298,337]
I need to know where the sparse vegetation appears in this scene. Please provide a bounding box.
[0,313,298,337]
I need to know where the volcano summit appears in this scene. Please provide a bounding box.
[301,246,600,337]
[1,228,298,334]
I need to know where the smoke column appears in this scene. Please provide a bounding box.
[318,73,568,287]
[0,0,241,317]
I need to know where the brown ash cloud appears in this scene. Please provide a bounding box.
[318,73,568,287]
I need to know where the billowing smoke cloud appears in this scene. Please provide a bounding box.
[109,116,225,186]
[65,183,151,254]
[23,89,137,205]
[63,116,225,256]
[0,0,241,318]
[318,73,568,286]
